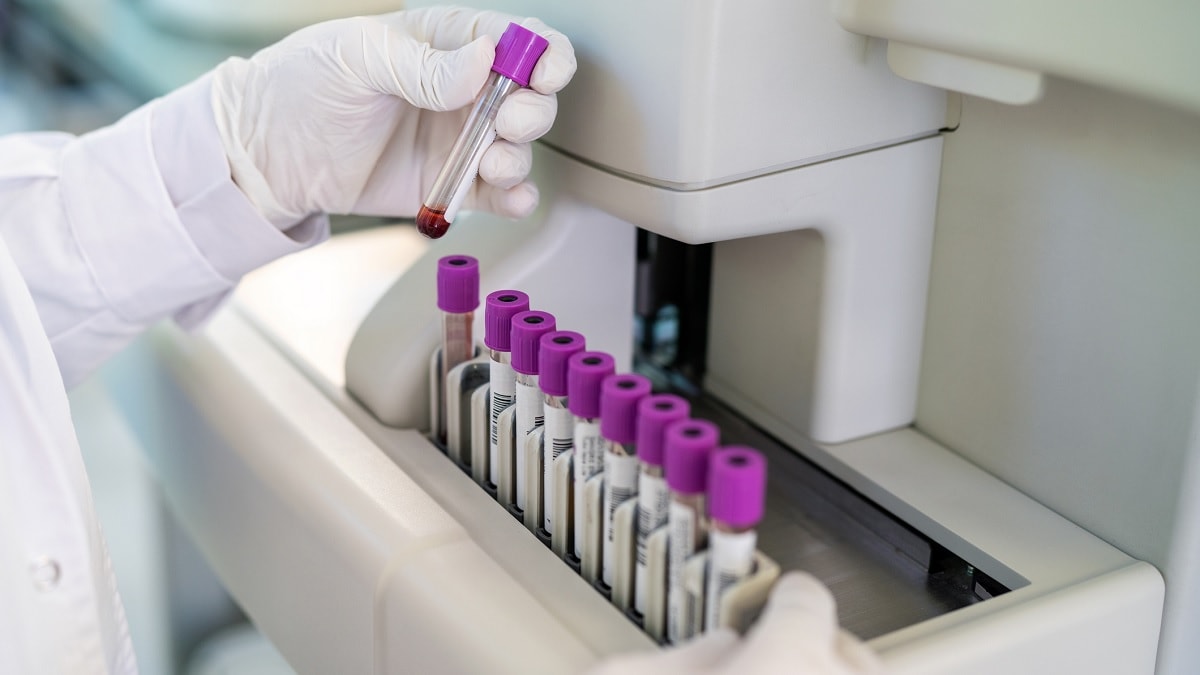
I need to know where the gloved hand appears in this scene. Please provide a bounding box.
[210,6,576,229]
[587,573,884,675]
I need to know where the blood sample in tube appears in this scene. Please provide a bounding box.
[416,24,549,239]
[436,255,479,444]
[417,206,451,240]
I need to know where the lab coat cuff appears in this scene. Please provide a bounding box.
[60,85,230,325]
[150,74,330,283]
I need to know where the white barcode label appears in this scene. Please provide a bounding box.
[573,420,607,559]
[543,405,573,533]
[635,473,669,614]
[488,360,515,486]
[704,528,757,631]
[515,382,543,437]
[602,451,639,587]
[666,500,698,644]
[514,381,542,508]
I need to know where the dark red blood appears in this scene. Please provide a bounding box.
[416,205,451,239]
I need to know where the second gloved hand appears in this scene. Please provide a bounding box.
[587,572,884,675]
[209,7,576,229]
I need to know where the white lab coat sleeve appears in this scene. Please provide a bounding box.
[0,74,329,388]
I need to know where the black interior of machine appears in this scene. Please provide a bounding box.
[632,229,1013,639]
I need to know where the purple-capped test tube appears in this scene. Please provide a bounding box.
[634,394,690,617]
[567,351,615,562]
[485,290,530,489]
[511,310,556,516]
[664,419,719,645]
[539,331,586,537]
[436,255,479,444]
[704,446,767,632]
[416,23,550,239]
[599,373,652,589]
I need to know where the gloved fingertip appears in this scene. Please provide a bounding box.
[479,141,532,190]
[530,53,577,95]
[476,182,538,219]
[741,571,840,649]
[521,18,577,94]
[507,182,539,218]
[767,571,838,618]
[495,90,556,143]
[487,181,538,219]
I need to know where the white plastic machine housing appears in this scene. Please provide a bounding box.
[351,0,949,444]
[94,0,1197,673]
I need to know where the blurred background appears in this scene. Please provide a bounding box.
[0,1,400,672]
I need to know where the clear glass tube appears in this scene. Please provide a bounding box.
[417,72,521,239]
[439,310,474,444]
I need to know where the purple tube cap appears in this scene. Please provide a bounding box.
[539,331,585,397]
[437,255,479,313]
[600,374,652,444]
[492,23,550,88]
[709,447,767,528]
[567,351,615,418]
[664,419,719,494]
[511,311,556,375]
[484,290,530,351]
[636,394,690,467]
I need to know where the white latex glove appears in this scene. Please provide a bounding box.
[587,573,884,675]
[210,6,576,229]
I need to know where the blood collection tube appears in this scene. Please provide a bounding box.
[664,419,719,644]
[538,330,586,536]
[704,447,767,632]
[567,351,615,562]
[510,310,557,515]
[485,290,530,489]
[599,373,652,589]
[633,394,690,617]
[436,255,480,444]
[415,23,550,239]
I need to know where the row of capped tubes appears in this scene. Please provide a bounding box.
[430,254,779,645]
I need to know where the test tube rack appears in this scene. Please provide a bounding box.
[430,343,781,642]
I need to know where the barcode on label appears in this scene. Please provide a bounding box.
[607,486,636,524]
[636,509,652,565]
[489,392,514,445]
[551,438,572,458]
[717,570,739,591]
